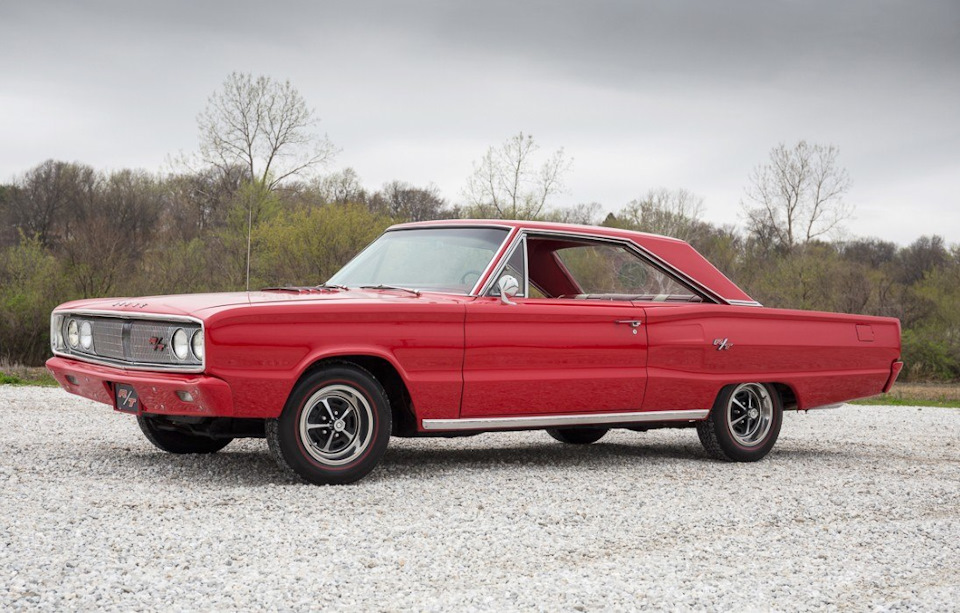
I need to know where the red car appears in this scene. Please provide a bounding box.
[47,220,903,484]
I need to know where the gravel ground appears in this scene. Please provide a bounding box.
[1,386,958,612]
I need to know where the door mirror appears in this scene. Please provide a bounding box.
[497,275,520,305]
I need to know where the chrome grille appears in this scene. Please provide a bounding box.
[53,312,203,372]
[130,321,185,364]
[92,319,125,360]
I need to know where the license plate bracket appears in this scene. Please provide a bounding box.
[115,383,141,413]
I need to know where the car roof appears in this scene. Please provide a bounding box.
[389,219,684,243]
[387,219,756,304]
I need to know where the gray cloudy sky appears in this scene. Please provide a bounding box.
[2,0,958,243]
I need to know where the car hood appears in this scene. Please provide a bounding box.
[54,288,469,319]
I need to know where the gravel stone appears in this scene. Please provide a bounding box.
[1,386,958,611]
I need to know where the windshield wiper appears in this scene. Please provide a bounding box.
[359,284,421,296]
[316,283,349,291]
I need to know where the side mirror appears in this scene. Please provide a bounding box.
[497,275,519,305]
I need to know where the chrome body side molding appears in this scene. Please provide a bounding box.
[421,409,709,431]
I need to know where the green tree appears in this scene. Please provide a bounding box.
[0,235,70,365]
[257,203,392,286]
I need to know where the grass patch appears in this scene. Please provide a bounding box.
[0,361,58,387]
[851,382,960,408]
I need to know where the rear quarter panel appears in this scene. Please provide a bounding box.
[641,304,901,411]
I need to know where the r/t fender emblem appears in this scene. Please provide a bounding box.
[713,338,733,351]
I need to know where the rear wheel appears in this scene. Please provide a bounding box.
[697,383,782,462]
[546,427,608,445]
[266,364,391,485]
[137,415,232,454]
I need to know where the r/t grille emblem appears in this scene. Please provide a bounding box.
[713,338,733,351]
[149,336,166,352]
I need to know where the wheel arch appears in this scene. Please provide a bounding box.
[296,353,417,436]
[707,380,797,415]
[770,382,798,411]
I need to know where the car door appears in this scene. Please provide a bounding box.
[461,296,648,416]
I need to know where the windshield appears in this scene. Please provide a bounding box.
[328,227,510,294]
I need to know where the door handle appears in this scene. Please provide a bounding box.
[615,320,643,328]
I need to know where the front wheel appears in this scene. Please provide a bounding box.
[697,383,782,462]
[266,364,391,485]
[547,427,608,445]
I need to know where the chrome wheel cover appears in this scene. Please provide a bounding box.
[298,384,374,466]
[725,383,774,447]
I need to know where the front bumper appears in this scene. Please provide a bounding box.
[46,357,234,417]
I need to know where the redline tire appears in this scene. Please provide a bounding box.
[267,364,391,485]
[697,383,783,462]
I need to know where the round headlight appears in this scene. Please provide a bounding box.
[66,319,80,348]
[172,328,189,360]
[191,330,204,361]
[79,321,93,350]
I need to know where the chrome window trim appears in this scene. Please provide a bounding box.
[727,299,764,307]
[422,409,709,431]
[477,228,726,304]
[479,234,528,298]
[52,309,206,373]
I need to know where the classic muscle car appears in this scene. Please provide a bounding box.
[47,220,903,484]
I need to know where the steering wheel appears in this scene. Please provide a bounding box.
[459,270,481,287]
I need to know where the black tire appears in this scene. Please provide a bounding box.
[266,364,391,485]
[697,383,782,462]
[546,427,609,445]
[137,415,232,454]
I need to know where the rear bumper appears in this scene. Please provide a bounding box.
[46,356,234,417]
[883,360,904,393]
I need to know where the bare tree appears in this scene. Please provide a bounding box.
[60,169,163,297]
[197,72,337,289]
[616,188,705,241]
[743,141,852,251]
[197,72,336,190]
[463,132,572,219]
[370,181,448,221]
[545,202,603,225]
[314,168,367,205]
[9,160,97,247]
[165,164,247,238]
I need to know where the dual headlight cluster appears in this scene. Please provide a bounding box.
[172,327,205,361]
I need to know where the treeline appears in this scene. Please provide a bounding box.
[1,159,958,381]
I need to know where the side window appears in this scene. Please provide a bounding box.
[554,243,690,298]
[488,238,526,297]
